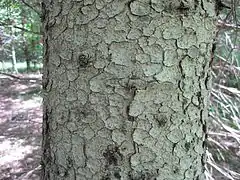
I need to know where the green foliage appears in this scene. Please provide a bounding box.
[0,0,42,68]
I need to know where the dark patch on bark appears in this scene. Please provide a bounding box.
[154,114,167,127]
[182,98,189,114]
[210,42,216,67]
[41,2,46,22]
[127,84,137,96]
[66,156,73,168]
[200,0,204,11]
[78,54,91,68]
[103,145,123,167]
[80,110,88,118]
[128,170,158,180]
[126,83,137,121]
[200,110,207,136]
[194,0,199,9]
[204,73,211,90]
[114,171,121,179]
[100,174,111,180]
[172,143,177,155]
[173,166,179,174]
[126,105,135,121]
[176,1,190,16]
[185,142,191,152]
[42,69,49,90]
[101,168,121,180]
[215,0,231,15]
[178,57,185,79]
[56,165,68,177]
[177,1,190,11]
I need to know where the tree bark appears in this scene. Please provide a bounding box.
[42,1,216,179]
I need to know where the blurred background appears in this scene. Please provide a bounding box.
[0,0,239,179]
[207,1,240,179]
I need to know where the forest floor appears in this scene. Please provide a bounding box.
[0,73,42,180]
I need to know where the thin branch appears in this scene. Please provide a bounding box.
[20,0,41,16]
[0,72,42,81]
[18,165,41,180]
[0,21,42,35]
[0,72,20,79]
[217,19,240,29]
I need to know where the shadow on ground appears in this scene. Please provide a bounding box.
[0,73,42,180]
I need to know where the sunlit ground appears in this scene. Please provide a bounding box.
[0,73,42,180]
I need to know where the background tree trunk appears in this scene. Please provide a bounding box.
[11,25,18,73]
[42,1,216,179]
[21,9,31,72]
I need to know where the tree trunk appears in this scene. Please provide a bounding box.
[0,51,6,71]
[21,9,31,73]
[11,26,18,73]
[42,1,216,179]
[25,45,31,72]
